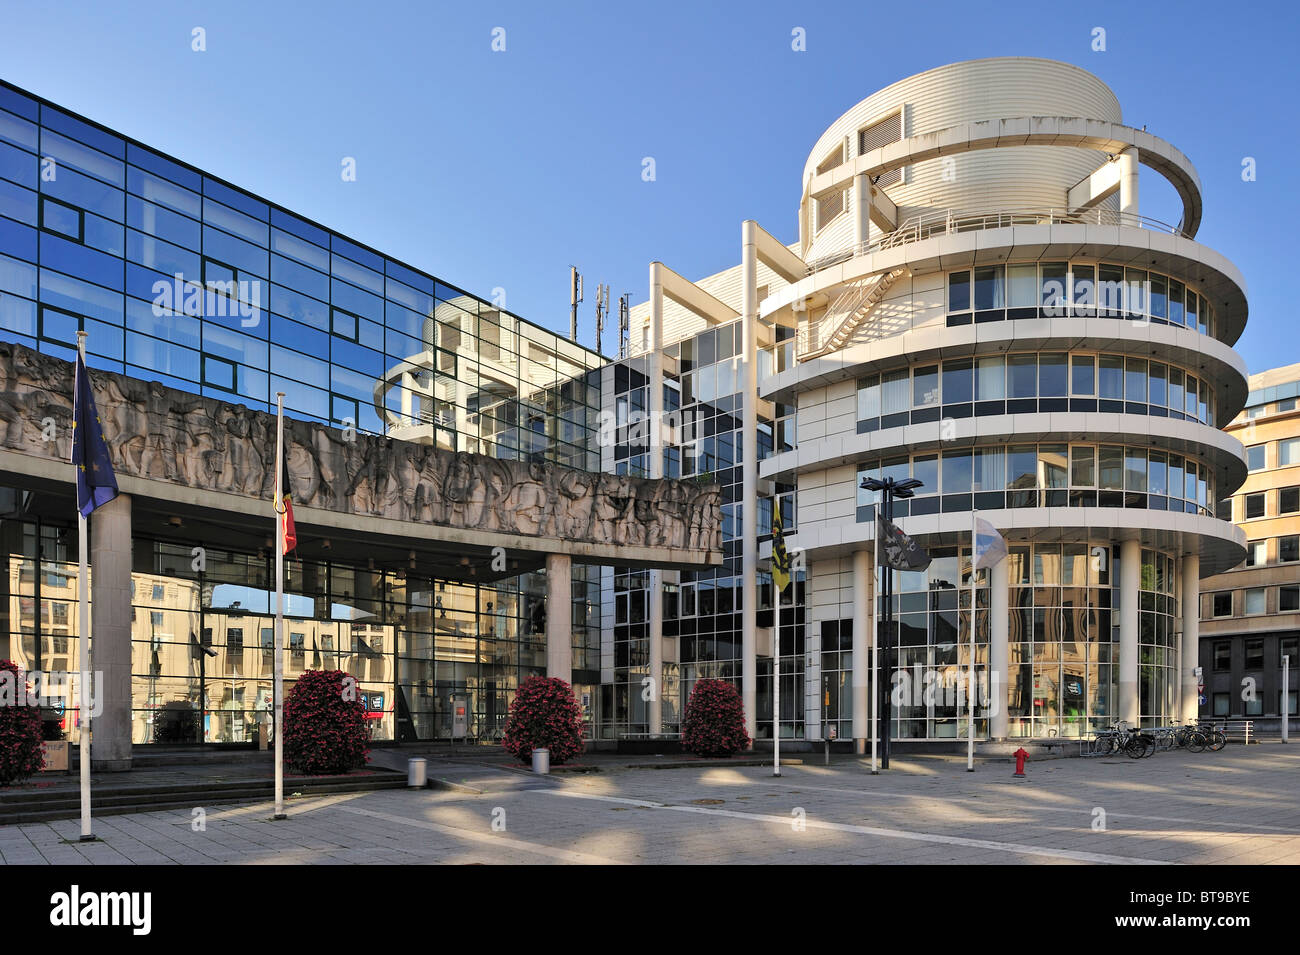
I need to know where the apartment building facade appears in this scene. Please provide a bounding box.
[1199,363,1300,730]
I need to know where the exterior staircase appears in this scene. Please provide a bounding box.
[797,267,905,360]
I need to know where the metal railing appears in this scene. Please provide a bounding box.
[803,206,1187,278]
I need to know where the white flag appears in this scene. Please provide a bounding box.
[973,517,1008,571]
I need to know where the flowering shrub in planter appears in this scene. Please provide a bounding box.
[502,676,585,765]
[283,669,369,775]
[681,679,751,757]
[0,660,44,785]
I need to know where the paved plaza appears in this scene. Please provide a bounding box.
[3,745,1299,865]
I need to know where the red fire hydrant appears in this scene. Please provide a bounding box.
[1013,747,1029,778]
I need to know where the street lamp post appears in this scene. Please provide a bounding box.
[859,476,923,770]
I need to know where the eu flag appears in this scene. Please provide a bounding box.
[71,353,119,518]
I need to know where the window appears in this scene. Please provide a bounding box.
[974,266,1004,311]
[1282,438,1300,467]
[1245,493,1265,519]
[1245,638,1264,668]
[975,357,1004,400]
[331,307,358,341]
[948,271,971,313]
[880,369,909,420]
[1281,486,1299,514]
[1246,445,1266,471]
[1282,636,1299,664]
[40,196,83,241]
[202,354,236,392]
[1070,355,1095,395]
[1212,593,1233,618]
[1212,692,1230,716]
[1280,398,1298,412]
[1213,640,1231,669]
[1007,263,1037,309]
[1244,589,1267,616]
[1245,541,1266,567]
[1281,536,1299,563]
[1281,587,1299,613]
[1008,355,1036,399]
[913,365,939,408]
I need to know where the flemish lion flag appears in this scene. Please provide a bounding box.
[771,499,791,593]
[276,454,297,554]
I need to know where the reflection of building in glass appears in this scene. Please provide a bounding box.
[374,296,600,470]
[614,57,1248,744]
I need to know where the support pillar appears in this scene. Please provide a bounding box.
[90,492,132,771]
[851,549,870,752]
[1181,553,1200,722]
[1118,148,1139,217]
[1119,538,1141,725]
[853,173,870,249]
[740,223,759,741]
[0,519,20,660]
[989,556,1010,740]
[647,262,665,735]
[545,554,572,682]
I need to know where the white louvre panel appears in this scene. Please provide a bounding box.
[814,146,845,231]
[858,112,902,187]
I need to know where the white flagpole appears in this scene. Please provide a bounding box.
[773,558,781,778]
[273,393,286,820]
[77,333,92,840]
[871,516,879,775]
[968,513,977,772]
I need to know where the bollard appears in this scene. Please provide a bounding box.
[531,747,550,775]
[407,757,427,789]
[1013,747,1028,779]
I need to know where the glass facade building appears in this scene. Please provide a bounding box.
[0,79,605,746]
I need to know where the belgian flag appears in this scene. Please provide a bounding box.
[276,454,297,554]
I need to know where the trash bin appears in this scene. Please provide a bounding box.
[531,748,550,775]
[407,757,427,788]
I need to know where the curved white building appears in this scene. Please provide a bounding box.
[616,57,1248,745]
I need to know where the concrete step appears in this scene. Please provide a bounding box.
[0,772,406,826]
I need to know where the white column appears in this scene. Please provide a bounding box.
[853,173,870,249]
[90,492,132,771]
[1181,553,1200,722]
[740,223,759,741]
[852,549,870,752]
[989,556,1010,740]
[1118,148,1140,217]
[1119,538,1141,725]
[647,262,665,735]
[545,553,572,682]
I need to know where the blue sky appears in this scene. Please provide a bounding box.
[1,0,1295,373]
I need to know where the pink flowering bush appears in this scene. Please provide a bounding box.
[282,669,369,775]
[502,676,585,765]
[0,660,44,785]
[681,679,750,757]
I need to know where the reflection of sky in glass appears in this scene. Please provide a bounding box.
[210,584,376,622]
